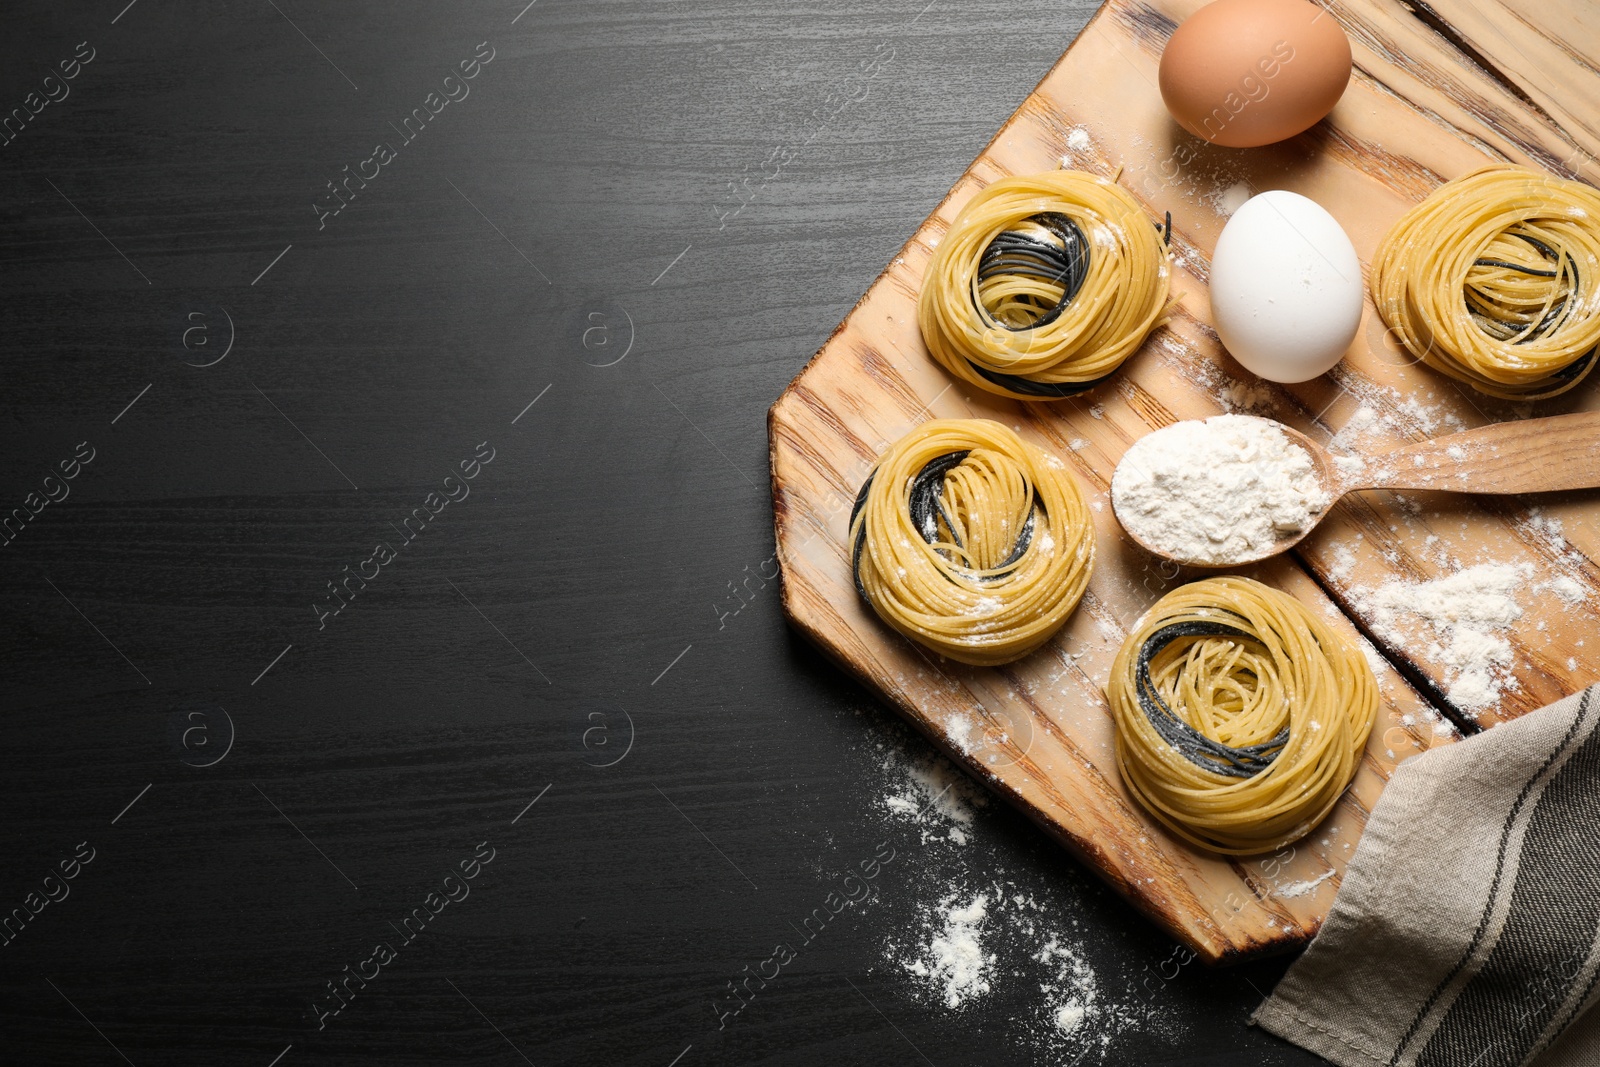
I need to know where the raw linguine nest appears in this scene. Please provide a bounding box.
[1372,163,1600,400]
[1107,576,1377,855]
[918,169,1173,400]
[849,419,1095,666]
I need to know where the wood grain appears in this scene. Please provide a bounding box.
[769,0,1600,962]
[1342,411,1600,495]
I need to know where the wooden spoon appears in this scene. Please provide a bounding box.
[1112,411,1600,568]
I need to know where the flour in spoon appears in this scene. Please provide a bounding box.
[1112,415,1330,564]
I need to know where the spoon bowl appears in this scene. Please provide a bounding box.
[1111,410,1600,568]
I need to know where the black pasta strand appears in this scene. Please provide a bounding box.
[851,450,1042,601]
[1133,620,1288,778]
[962,208,1168,395]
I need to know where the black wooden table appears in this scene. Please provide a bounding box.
[0,2,1321,1063]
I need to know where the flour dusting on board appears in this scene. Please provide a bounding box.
[1220,377,1278,415]
[1275,869,1336,898]
[1352,563,1529,714]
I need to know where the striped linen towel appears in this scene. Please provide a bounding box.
[1255,684,1600,1067]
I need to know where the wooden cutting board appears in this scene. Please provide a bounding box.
[768,0,1600,964]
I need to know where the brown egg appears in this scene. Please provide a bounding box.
[1158,0,1352,148]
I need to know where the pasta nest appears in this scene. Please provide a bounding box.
[849,419,1095,666]
[1107,576,1377,855]
[918,169,1173,400]
[1372,164,1600,400]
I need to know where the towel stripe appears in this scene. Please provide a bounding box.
[1392,688,1597,1066]
[1415,688,1600,1067]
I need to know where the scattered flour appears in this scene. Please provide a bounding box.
[1514,510,1591,606]
[1332,454,1366,479]
[1547,575,1585,606]
[1220,378,1278,415]
[1327,542,1358,583]
[1055,1001,1088,1033]
[861,715,1162,1062]
[1215,180,1254,216]
[1394,391,1466,436]
[1331,405,1380,451]
[904,893,993,1008]
[1037,934,1098,1038]
[1179,358,1272,417]
[1112,415,1330,564]
[885,875,1151,1062]
[1065,126,1092,153]
[878,742,988,847]
[1275,869,1336,898]
[1355,563,1529,714]
[1357,635,1390,680]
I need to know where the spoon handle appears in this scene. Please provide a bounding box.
[1351,410,1600,496]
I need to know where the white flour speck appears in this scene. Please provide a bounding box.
[1275,869,1336,898]
[1548,575,1585,606]
[1217,181,1253,216]
[1220,378,1277,414]
[903,893,993,1008]
[1056,1001,1088,1032]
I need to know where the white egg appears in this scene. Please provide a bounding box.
[1208,190,1363,383]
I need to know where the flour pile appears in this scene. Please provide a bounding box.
[1354,563,1528,714]
[903,893,993,1008]
[854,712,1178,1063]
[885,876,1152,1062]
[1112,414,1329,564]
